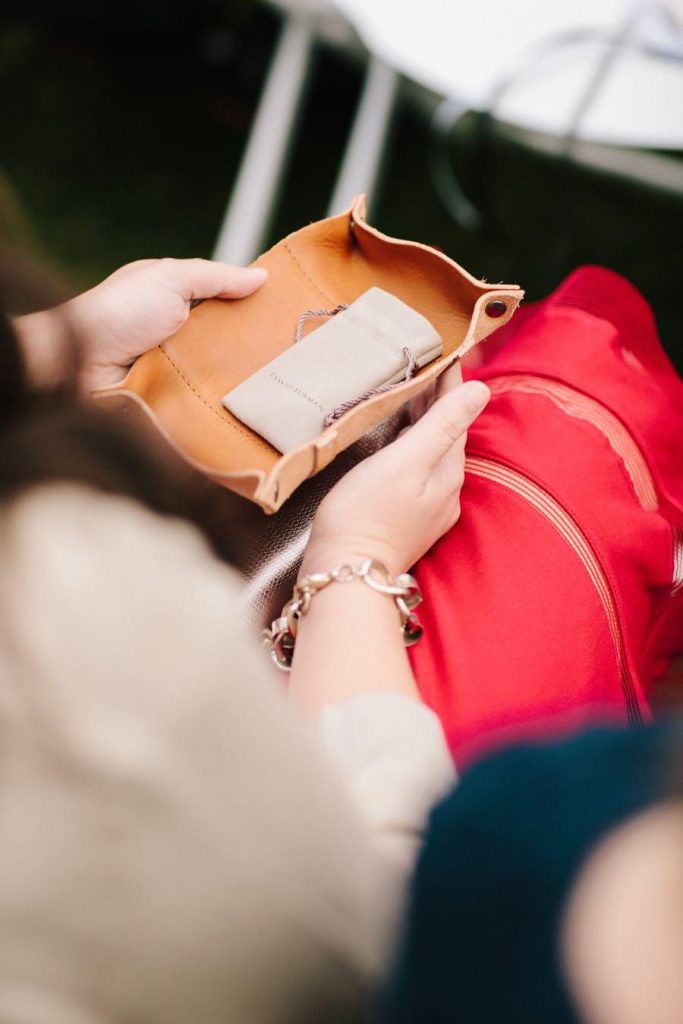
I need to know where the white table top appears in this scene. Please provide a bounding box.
[324,0,683,148]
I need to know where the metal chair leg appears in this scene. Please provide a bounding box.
[213,12,315,265]
[327,56,400,218]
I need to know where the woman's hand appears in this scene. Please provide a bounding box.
[291,363,490,719]
[15,258,267,391]
[302,363,490,577]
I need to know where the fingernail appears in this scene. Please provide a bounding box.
[460,380,490,416]
[246,266,268,281]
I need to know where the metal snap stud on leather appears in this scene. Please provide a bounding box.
[485,299,507,318]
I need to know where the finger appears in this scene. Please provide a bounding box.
[157,258,268,301]
[408,360,463,427]
[434,359,464,400]
[438,429,468,482]
[395,380,490,469]
[408,380,437,425]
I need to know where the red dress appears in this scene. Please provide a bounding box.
[409,266,683,765]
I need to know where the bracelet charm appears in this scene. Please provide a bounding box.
[263,559,423,671]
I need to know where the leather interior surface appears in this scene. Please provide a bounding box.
[95,196,522,512]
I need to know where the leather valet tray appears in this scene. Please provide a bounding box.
[94,196,523,513]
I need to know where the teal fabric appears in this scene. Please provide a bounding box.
[387,723,678,1024]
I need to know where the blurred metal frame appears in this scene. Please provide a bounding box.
[213,0,683,266]
[213,1,400,264]
[212,11,317,266]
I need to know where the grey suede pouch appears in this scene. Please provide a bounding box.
[222,287,442,453]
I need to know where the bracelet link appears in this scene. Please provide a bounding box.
[263,558,424,671]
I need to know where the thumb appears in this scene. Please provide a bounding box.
[397,380,490,468]
[161,258,268,301]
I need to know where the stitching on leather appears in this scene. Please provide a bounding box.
[282,241,336,304]
[159,348,274,451]
[157,238,339,455]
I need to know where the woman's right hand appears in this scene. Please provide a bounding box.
[301,365,490,578]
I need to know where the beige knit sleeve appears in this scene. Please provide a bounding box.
[0,484,398,1024]
[315,692,456,873]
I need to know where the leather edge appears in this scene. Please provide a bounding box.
[94,388,271,507]
[93,195,523,515]
[350,196,521,296]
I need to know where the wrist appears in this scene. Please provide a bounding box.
[66,291,131,391]
[268,556,424,672]
[300,538,405,580]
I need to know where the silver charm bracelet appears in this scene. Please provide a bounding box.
[264,558,424,671]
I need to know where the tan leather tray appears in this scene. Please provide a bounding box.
[95,196,523,513]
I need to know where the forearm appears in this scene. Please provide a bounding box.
[12,308,72,389]
[288,549,421,717]
[289,548,455,874]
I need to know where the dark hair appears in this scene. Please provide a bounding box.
[0,270,247,566]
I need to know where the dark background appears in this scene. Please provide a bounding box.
[1,1,681,365]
